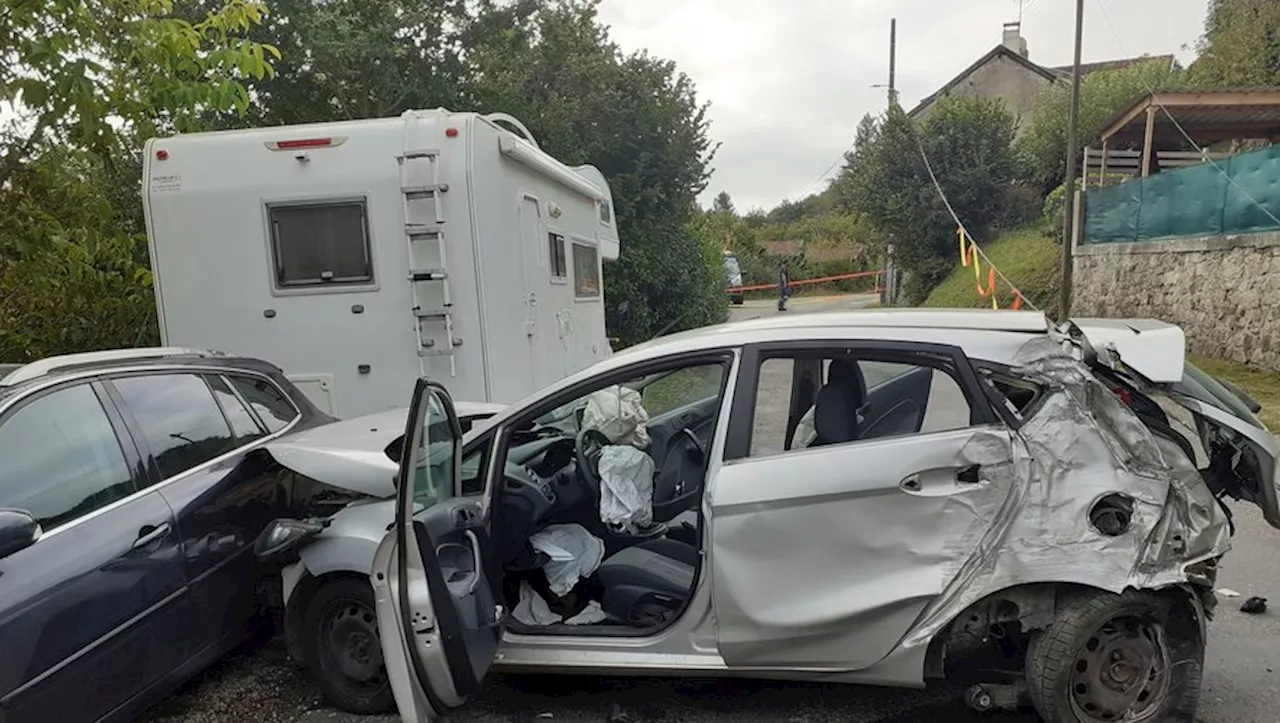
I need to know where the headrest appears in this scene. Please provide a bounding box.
[827,359,866,403]
[813,384,856,445]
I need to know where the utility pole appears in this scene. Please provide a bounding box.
[888,18,897,108]
[1057,0,1085,322]
[883,17,899,305]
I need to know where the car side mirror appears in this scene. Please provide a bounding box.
[0,509,41,560]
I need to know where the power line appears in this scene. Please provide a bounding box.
[1091,0,1280,229]
[802,138,859,197]
[910,128,1041,311]
[803,18,898,199]
[801,110,888,197]
[1019,0,1045,23]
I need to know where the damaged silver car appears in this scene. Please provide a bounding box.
[342,310,1273,723]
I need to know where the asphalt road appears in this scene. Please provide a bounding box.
[138,295,1280,723]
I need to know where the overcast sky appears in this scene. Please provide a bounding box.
[596,0,1209,212]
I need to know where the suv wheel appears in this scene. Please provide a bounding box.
[1026,589,1202,722]
[302,578,395,715]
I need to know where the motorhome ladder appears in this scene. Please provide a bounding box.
[398,137,457,377]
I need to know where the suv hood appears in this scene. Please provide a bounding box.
[265,402,504,499]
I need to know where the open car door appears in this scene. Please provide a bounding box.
[371,379,504,721]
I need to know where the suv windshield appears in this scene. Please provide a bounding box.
[1173,362,1265,430]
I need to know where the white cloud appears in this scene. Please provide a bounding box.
[596,0,1208,211]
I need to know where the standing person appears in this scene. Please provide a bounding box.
[777,260,791,311]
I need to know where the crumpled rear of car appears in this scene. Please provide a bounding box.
[902,332,1238,653]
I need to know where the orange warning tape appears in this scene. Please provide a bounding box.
[726,269,882,294]
[958,227,1025,311]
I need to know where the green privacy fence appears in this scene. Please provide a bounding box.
[1083,144,1280,244]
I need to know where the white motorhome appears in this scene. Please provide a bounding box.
[143,110,620,417]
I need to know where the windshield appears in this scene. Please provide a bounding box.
[1173,362,1265,430]
[531,367,691,435]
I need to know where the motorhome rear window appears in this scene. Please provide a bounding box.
[572,242,600,297]
[269,201,373,288]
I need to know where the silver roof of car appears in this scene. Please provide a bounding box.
[624,308,1050,357]
[0,347,226,387]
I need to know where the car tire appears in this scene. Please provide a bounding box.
[1025,589,1202,723]
[302,577,396,715]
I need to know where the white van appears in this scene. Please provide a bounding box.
[143,110,620,417]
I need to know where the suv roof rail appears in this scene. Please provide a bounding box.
[0,347,226,387]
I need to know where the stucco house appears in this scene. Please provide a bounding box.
[907,21,1175,137]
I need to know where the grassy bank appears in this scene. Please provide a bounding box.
[921,226,1061,318]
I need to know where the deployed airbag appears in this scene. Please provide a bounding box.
[582,385,650,447]
[582,384,657,531]
[528,523,605,597]
[598,445,656,532]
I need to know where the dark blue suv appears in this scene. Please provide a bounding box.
[0,348,335,723]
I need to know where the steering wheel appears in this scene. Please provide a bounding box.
[574,428,611,493]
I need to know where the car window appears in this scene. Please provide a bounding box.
[983,372,1044,418]
[524,360,728,450]
[858,360,915,389]
[414,393,457,505]
[228,376,298,433]
[750,353,975,458]
[206,375,266,443]
[459,439,492,496]
[113,374,237,479]
[640,365,724,418]
[0,384,136,530]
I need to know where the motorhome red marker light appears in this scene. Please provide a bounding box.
[446,128,459,137]
[263,137,347,151]
[155,149,169,160]
[274,138,334,149]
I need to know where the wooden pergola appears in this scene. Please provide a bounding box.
[1092,90,1280,182]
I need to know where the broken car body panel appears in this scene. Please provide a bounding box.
[1167,395,1280,528]
[1073,317,1187,384]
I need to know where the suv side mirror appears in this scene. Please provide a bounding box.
[0,509,41,560]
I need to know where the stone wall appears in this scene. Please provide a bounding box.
[1073,231,1280,369]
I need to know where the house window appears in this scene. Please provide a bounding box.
[573,242,600,297]
[269,201,373,288]
[548,232,568,279]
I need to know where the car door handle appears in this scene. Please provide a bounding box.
[133,522,171,550]
[463,529,483,595]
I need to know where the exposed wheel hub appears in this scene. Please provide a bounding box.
[1069,615,1170,722]
[326,602,386,685]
